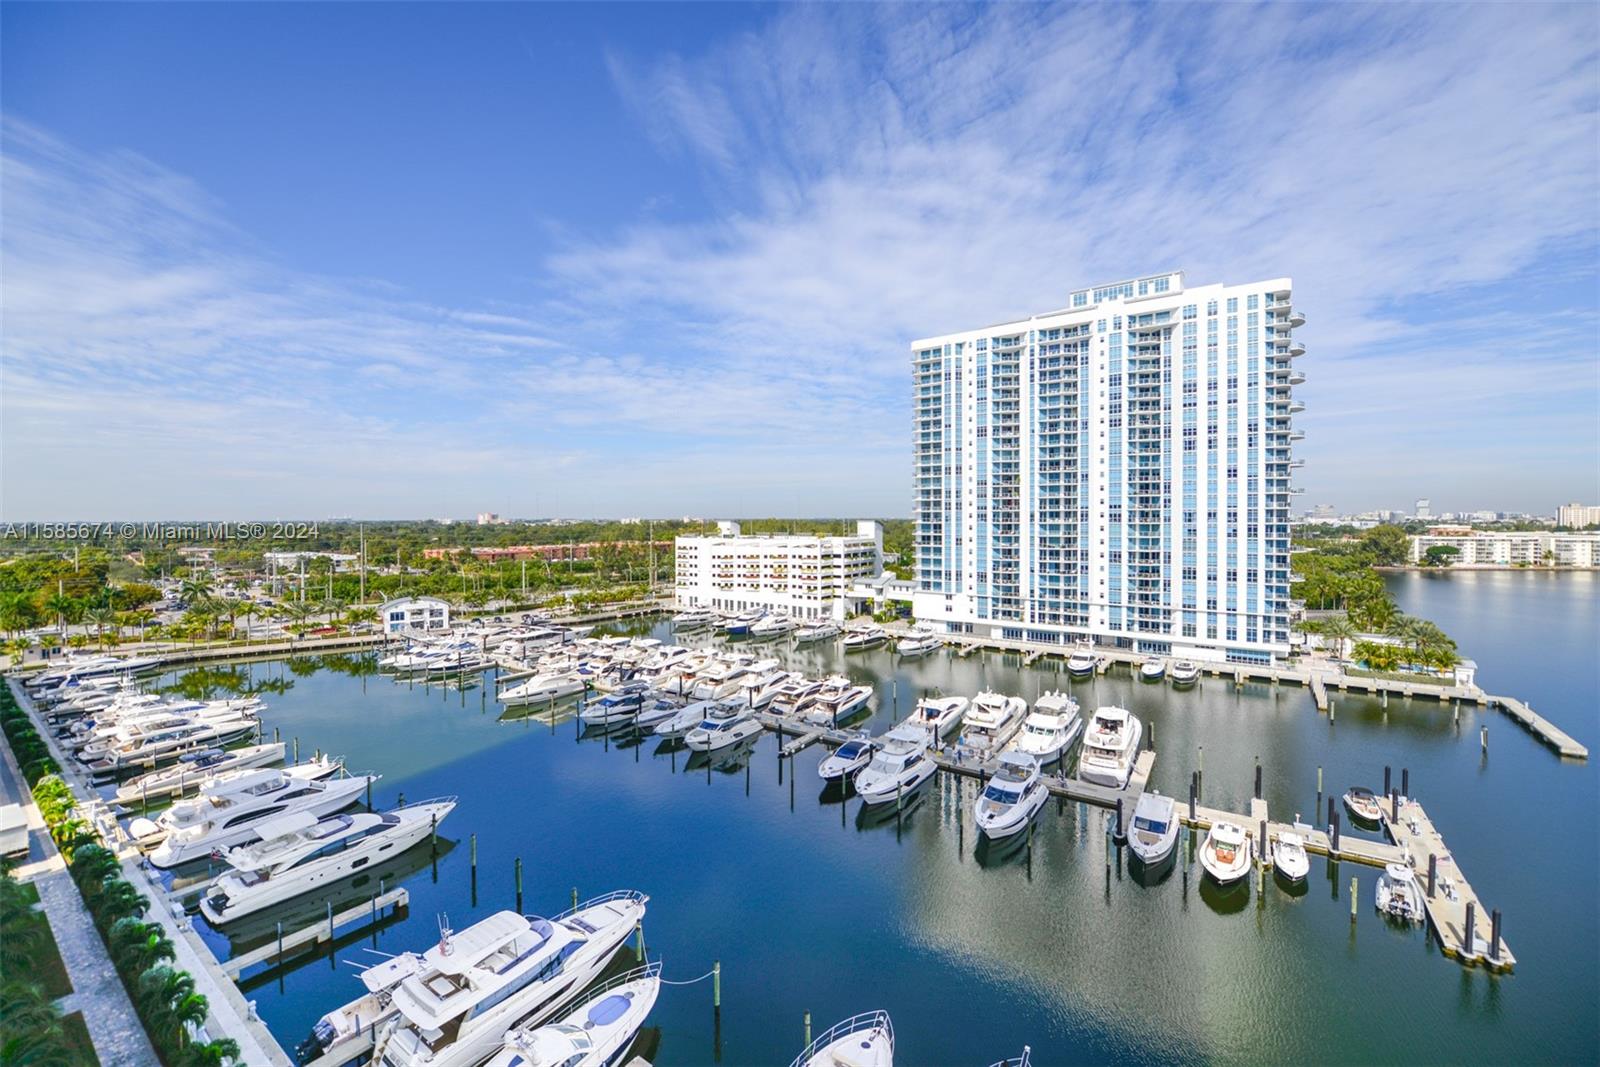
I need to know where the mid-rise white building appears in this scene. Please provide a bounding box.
[381,595,451,632]
[1557,502,1600,528]
[1409,530,1599,567]
[911,271,1301,664]
[675,521,884,621]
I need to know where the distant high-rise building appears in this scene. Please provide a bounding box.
[1414,498,1432,520]
[1311,504,1337,520]
[1557,502,1600,528]
[476,512,500,526]
[911,270,1302,665]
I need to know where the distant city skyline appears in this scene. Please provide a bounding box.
[2,3,1597,520]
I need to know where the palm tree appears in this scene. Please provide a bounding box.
[179,575,215,604]
[174,1038,241,1067]
[0,980,70,1067]
[235,603,257,645]
[108,917,176,978]
[2,637,30,667]
[41,592,77,639]
[122,609,156,645]
[85,606,119,649]
[0,593,41,638]
[1322,617,1357,661]
[91,878,149,929]
[67,845,119,889]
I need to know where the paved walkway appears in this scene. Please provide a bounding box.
[0,720,160,1066]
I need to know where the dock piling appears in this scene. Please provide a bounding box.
[1464,901,1476,956]
[803,1011,811,1049]
[713,959,721,1008]
[470,833,477,891]
[293,736,299,763]
[1427,853,1436,898]
[1317,764,1323,797]
[1491,909,1502,962]
[1481,725,1488,754]
[1331,812,1341,855]
[1254,762,1262,800]
[572,886,579,911]
[1188,772,1197,820]
[1350,876,1358,921]
[514,858,523,912]
[1113,797,1125,843]
[1401,767,1409,798]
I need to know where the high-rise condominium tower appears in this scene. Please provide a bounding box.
[910,271,1302,664]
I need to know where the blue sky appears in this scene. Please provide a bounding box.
[3,2,1597,520]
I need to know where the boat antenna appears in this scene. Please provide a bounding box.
[438,913,453,955]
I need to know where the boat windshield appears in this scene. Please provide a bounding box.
[982,785,1019,804]
[1133,816,1168,834]
[836,741,867,759]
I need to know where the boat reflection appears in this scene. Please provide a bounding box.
[683,737,760,775]
[1198,871,1252,914]
[855,782,932,832]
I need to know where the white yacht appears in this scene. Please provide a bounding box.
[1139,658,1166,681]
[973,752,1048,839]
[1128,791,1179,866]
[671,607,718,629]
[1272,832,1310,883]
[1199,821,1253,884]
[200,799,456,925]
[1375,863,1423,923]
[684,707,764,752]
[1078,706,1143,789]
[959,693,1026,759]
[801,677,874,726]
[1170,660,1201,687]
[854,726,937,806]
[769,678,824,717]
[578,688,647,727]
[1065,647,1100,677]
[499,673,585,706]
[817,736,875,781]
[901,695,968,740]
[749,614,797,638]
[748,670,801,709]
[633,696,686,730]
[720,610,765,636]
[841,625,889,651]
[135,766,376,868]
[1010,692,1082,765]
[789,1011,893,1067]
[482,964,660,1067]
[652,699,718,738]
[372,892,648,1067]
[727,660,783,706]
[81,714,259,774]
[113,743,290,805]
[692,658,756,701]
[894,631,943,658]
[793,620,842,644]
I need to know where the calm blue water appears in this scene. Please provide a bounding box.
[142,571,1598,1065]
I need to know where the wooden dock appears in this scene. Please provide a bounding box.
[1489,696,1587,759]
[221,888,409,979]
[1384,795,1515,971]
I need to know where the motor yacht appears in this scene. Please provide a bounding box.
[749,614,797,638]
[691,658,757,701]
[1139,658,1166,681]
[1066,647,1100,677]
[959,693,1026,759]
[199,798,456,925]
[793,620,842,644]
[894,631,943,658]
[841,625,889,651]
[370,891,648,1067]
[578,688,648,727]
[1128,791,1178,866]
[1375,863,1423,923]
[1343,786,1385,824]
[973,752,1048,839]
[721,610,765,636]
[801,677,874,726]
[633,696,686,730]
[1010,692,1082,765]
[901,695,968,740]
[817,736,875,781]
[1077,706,1143,789]
[684,707,764,752]
[498,673,586,706]
[652,699,718,738]
[727,661,783,706]
[136,766,376,868]
[1199,820,1253,884]
[1170,661,1201,687]
[671,607,718,630]
[113,743,289,805]
[481,964,661,1067]
[854,726,937,806]
[769,678,824,717]
[789,1011,893,1067]
[748,670,801,709]
[81,715,259,775]
[1272,832,1310,883]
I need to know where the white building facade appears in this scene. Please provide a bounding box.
[1556,503,1600,528]
[1409,531,1599,567]
[675,521,883,621]
[382,596,451,633]
[912,271,1301,665]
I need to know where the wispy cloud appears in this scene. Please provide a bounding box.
[3,4,1596,518]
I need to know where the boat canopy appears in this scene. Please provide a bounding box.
[251,810,320,843]
[427,911,540,975]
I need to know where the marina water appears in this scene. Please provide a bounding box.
[150,571,1598,1065]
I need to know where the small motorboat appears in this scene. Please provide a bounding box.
[973,752,1048,840]
[1066,647,1099,677]
[1272,832,1311,883]
[684,708,764,752]
[790,1011,893,1067]
[1375,862,1423,923]
[901,695,968,740]
[1170,660,1201,686]
[1139,658,1166,681]
[1199,820,1253,884]
[1128,791,1178,866]
[482,963,661,1067]
[817,736,875,781]
[853,726,937,806]
[1343,786,1385,824]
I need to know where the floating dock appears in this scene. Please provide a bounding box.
[221,888,409,979]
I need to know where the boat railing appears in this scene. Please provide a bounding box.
[787,1010,893,1067]
[986,1048,1032,1067]
[393,794,459,812]
[544,961,661,1020]
[555,888,649,920]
